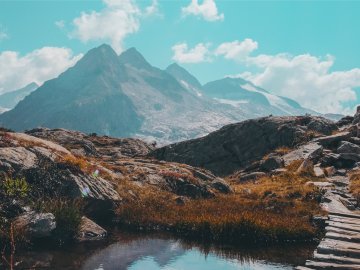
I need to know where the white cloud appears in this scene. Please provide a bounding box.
[71,0,140,53]
[0,47,82,94]
[55,20,65,29]
[172,42,211,63]
[70,0,160,54]
[215,39,258,60]
[235,52,360,114]
[144,0,161,17]
[182,0,224,22]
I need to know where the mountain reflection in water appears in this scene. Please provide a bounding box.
[14,231,314,270]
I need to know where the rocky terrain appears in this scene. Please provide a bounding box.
[2,109,360,268]
[0,126,231,248]
[152,115,337,175]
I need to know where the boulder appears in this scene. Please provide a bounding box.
[76,216,107,242]
[337,141,360,155]
[352,105,360,125]
[239,172,266,182]
[320,153,341,167]
[283,142,323,166]
[260,156,284,172]
[337,115,354,127]
[0,147,37,170]
[315,132,351,148]
[14,211,56,238]
[338,153,360,163]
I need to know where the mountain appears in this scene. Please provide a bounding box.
[0,44,318,144]
[0,45,142,137]
[165,63,203,97]
[202,77,313,117]
[0,45,237,143]
[0,82,38,110]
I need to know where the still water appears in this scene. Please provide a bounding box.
[15,231,313,270]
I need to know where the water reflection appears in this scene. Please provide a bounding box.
[12,231,314,270]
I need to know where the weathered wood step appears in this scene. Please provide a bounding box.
[317,240,360,259]
[314,251,360,265]
[306,260,360,269]
[329,217,360,226]
[329,211,360,219]
[295,266,315,270]
[326,222,360,233]
[326,232,360,243]
[326,227,360,236]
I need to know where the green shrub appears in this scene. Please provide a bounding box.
[3,178,29,198]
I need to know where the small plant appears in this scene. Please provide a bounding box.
[45,199,83,244]
[3,178,29,198]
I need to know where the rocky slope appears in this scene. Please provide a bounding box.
[151,115,338,175]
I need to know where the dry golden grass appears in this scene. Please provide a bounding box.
[349,170,360,206]
[116,167,324,243]
[274,147,293,155]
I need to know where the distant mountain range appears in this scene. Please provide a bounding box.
[0,82,38,112]
[0,44,318,144]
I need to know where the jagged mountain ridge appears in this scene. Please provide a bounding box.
[0,44,315,143]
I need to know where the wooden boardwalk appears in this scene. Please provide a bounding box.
[296,175,360,270]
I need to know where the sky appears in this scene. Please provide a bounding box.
[0,0,360,114]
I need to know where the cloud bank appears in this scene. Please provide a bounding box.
[172,38,360,114]
[0,47,82,94]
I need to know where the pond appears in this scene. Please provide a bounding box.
[12,231,314,270]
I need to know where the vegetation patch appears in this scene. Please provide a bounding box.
[349,170,360,207]
[116,169,324,244]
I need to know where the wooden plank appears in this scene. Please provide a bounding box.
[317,243,360,259]
[326,227,360,236]
[329,216,360,226]
[314,251,360,265]
[306,260,360,269]
[329,211,360,219]
[326,232,360,243]
[326,222,360,233]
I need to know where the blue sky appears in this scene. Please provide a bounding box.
[0,0,360,114]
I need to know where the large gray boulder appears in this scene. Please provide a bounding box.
[151,116,337,176]
[283,142,323,166]
[76,216,107,242]
[337,141,360,155]
[314,132,351,148]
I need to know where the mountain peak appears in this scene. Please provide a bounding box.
[119,47,152,70]
[166,63,202,90]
